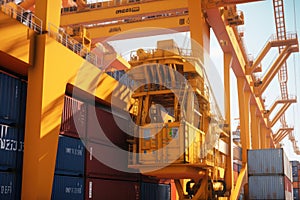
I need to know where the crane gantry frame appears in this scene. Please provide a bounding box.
[0,0,299,199]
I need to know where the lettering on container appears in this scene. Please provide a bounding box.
[0,182,13,194]
[65,145,83,156]
[65,183,82,194]
[115,7,140,14]
[0,125,24,152]
[89,181,92,198]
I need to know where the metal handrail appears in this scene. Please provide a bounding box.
[0,2,43,34]
[48,23,98,66]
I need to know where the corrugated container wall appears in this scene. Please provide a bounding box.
[52,175,84,200]
[60,96,86,138]
[85,140,139,180]
[55,135,85,176]
[0,73,22,125]
[248,175,292,200]
[141,182,171,200]
[85,178,139,200]
[248,148,292,180]
[86,105,129,148]
[0,125,18,171]
[0,172,21,200]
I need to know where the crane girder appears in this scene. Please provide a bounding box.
[60,0,188,26]
[86,14,190,43]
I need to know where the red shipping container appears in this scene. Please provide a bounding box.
[86,105,129,147]
[85,178,139,200]
[293,181,299,189]
[60,96,86,138]
[85,140,139,181]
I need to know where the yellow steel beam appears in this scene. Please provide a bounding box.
[250,104,260,149]
[231,163,247,200]
[273,127,294,140]
[0,11,34,75]
[22,32,129,200]
[174,179,186,200]
[34,0,61,31]
[258,45,297,95]
[265,98,297,117]
[260,125,268,149]
[237,77,251,161]
[87,14,190,43]
[270,103,293,127]
[60,0,188,26]
[246,41,272,74]
[247,35,298,74]
[224,53,233,193]
[205,8,268,129]
[274,129,292,144]
[193,174,209,200]
[188,0,210,60]
[21,1,62,198]
[273,129,285,142]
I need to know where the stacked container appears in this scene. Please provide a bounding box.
[85,104,140,199]
[291,160,300,199]
[0,72,27,200]
[248,148,293,199]
[52,96,86,200]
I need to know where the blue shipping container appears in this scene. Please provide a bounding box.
[0,73,22,125]
[52,175,84,200]
[16,128,25,171]
[291,161,299,167]
[293,166,299,177]
[0,124,24,171]
[0,172,21,200]
[55,135,85,176]
[141,182,170,200]
[294,188,299,200]
[18,81,27,127]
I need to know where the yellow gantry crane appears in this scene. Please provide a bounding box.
[0,0,299,199]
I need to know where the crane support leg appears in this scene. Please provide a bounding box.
[237,77,251,161]
[224,53,233,194]
[21,35,119,199]
[260,125,268,148]
[188,0,210,61]
[250,105,260,149]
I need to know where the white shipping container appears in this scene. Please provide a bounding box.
[248,148,292,181]
[248,175,292,200]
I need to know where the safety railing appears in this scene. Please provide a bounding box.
[269,32,298,42]
[48,23,98,66]
[0,1,42,34]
